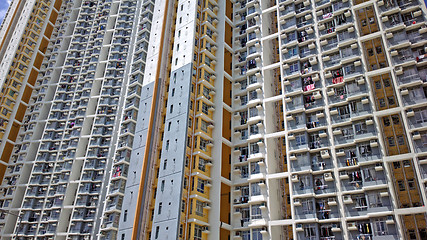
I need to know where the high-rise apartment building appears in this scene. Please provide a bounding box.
[0,0,427,239]
[0,0,155,239]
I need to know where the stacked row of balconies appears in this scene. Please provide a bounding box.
[232,1,270,239]
[180,0,219,237]
[98,0,154,239]
[0,0,146,238]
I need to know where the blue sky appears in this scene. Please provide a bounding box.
[0,0,12,24]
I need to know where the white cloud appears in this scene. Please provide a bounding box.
[0,0,11,24]
[0,9,7,24]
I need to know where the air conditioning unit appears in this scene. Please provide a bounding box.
[336,149,345,157]
[361,97,369,104]
[332,223,341,232]
[339,171,349,180]
[407,109,415,117]
[386,215,395,224]
[291,175,299,182]
[375,163,384,171]
[413,131,421,140]
[380,191,389,197]
[316,111,324,118]
[296,224,304,231]
[293,198,301,206]
[328,197,337,205]
[309,57,317,65]
[321,150,330,159]
[395,66,403,75]
[343,195,353,204]
[370,140,378,147]
[401,88,409,95]
[319,130,327,138]
[347,222,357,230]
[324,172,333,181]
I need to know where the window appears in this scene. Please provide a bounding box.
[170,104,173,113]
[201,102,209,114]
[304,225,316,238]
[295,134,306,146]
[197,178,205,193]
[250,142,259,154]
[163,159,167,170]
[195,200,204,216]
[168,122,171,131]
[251,182,261,195]
[391,115,400,124]
[123,210,128,222]
[250,124,259,135]
[181,200,185,212]
[368,192,382,208]
[388,137,395,147]
[155,226,160,239]
[198,158,206,171]
[383,78,391,87]
[354,195,368,210]
[407,179,415,190]
[397,135,405,145]
[249,107,258,117]
[387,96,395,106]
[161,180,165,191]
[199,138,208,151]
[302,199,314,214]
[252,228,263,240]
[166,140,169,150]
[194,224,203,240]
[397,180,405,191]
[201,120,208,132]
[374,218,388,236]
[251,205,262,219]
[158,203,162,214]
[415,109,427,123]
[383,117,390,126]
[8,90,16,97]
[393,162,401,169]
[290,62,299,73]
[241,129,248,140]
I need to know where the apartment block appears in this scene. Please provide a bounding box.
[0,0,155,239]
[0,0,427,239]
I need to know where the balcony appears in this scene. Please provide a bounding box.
[412,131,427,153]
